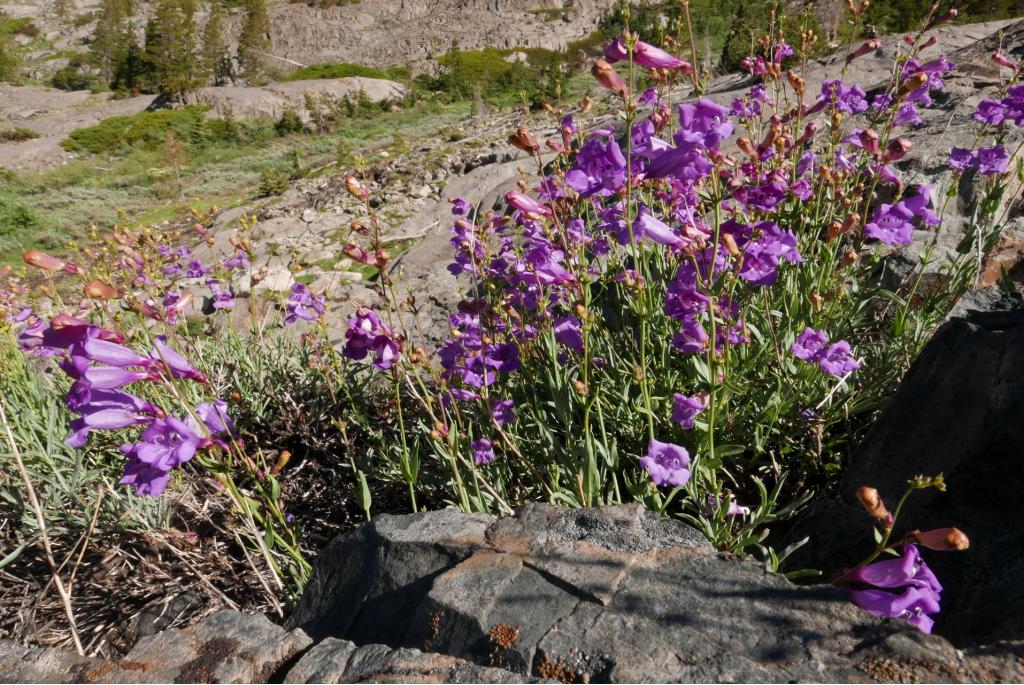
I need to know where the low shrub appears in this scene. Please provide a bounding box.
[61,106,210,155]
[0,127,37,142]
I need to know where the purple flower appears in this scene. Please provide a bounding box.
[645,142,713,181]
[150,338,208,383]
[450,197,472,216]
[818,80,868,114]
[817,340,861,376]
[843,545,942,633]
[972,99,1006,126]
[671,393,706,429]
[76,337,153,368]
[187,259,208,278]
[791,328,859,377]
[604,36,690,70]
[471,438,496,465]
[864,202,915,245]
[118,460,172,496]
[737,222,803,286]
[640,438,691,487]
[210,283,235,310]
[976,145,1009,175]
[947,147,974,172]
[120,416,203,472]
[491,399,516,425]
[223,250,249,271]
[634,206,683,247]
[284,283,325,324]
[553,316,584,352]
[193,400,234,436]
[344,307,400,370]
[894,104,923,127]
[565,134,627,197]
[66,406,152,448]
[791,328,828,362]
[707,494,751,517]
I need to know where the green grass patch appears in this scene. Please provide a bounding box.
[0,127,37,142]
[285,62,410,82]
[61,106,211,154]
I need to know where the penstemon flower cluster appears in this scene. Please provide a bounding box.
[17,312,232,495]
[334,8,1016,628]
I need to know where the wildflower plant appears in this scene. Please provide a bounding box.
[334,7,1016,575]
[836,476,970,633]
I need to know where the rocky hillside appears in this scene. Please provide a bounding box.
[1,0,620,80]
[222,0,619,70]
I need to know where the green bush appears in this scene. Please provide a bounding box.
[258,166,290,196]
[0,197,41,254]
[61,106,210,154]
[275,107,307,136]
[286,61,410,82]
[0,127,37,142]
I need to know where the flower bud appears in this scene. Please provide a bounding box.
[591,59,629,99]
[928,7,957,28]
[737,136,758,160]
[857,486,892,524]
[796,121,818,146]
[846,39,880,64]
[722,233,741,257]
[273,450,291,474]
[900,71,929,98]
[786,69,805,94]
[840,248,860,268]
[24,250,80,274]
[580,95,593,113]
[859,128,881,157]
[83,280,122,300]
[920,36,937,49]
[572,379,589,396]
[912,527,970,551]
[508,126,540,154]
[346,176,368,202]
[992,50,1020,71]
[883,138,912,162]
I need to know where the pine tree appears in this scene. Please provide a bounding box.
[90,0,134,83]
[201,0,230,85]
[143,0,202,99]
[237,0,270,78]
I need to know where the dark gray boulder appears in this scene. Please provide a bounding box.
[282,637,531,683]
[289,502,1019,682]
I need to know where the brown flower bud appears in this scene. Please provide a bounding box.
[912,527,970,551]
[737,136,758,160]
[83,280,122,300]
[24,250,80,274]
[786,70,805,94]
[572,379,589,396]
[883,138,912,162]
[928,7,957,28]
[899,72,929,97]
[591,59,629,99]
[722,233,741,257]
[346,176,368,202]
[273,450,292,474]
[508,126,540,154]
[580,95,593,114]
[840,248,860,268]
[857,486,892,523]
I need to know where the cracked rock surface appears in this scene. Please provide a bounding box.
[288,503,1023,682]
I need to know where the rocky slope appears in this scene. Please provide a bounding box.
[194,17,1023,344]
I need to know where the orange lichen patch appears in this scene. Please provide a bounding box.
[536,654,585,684]
[488,622,520,650]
